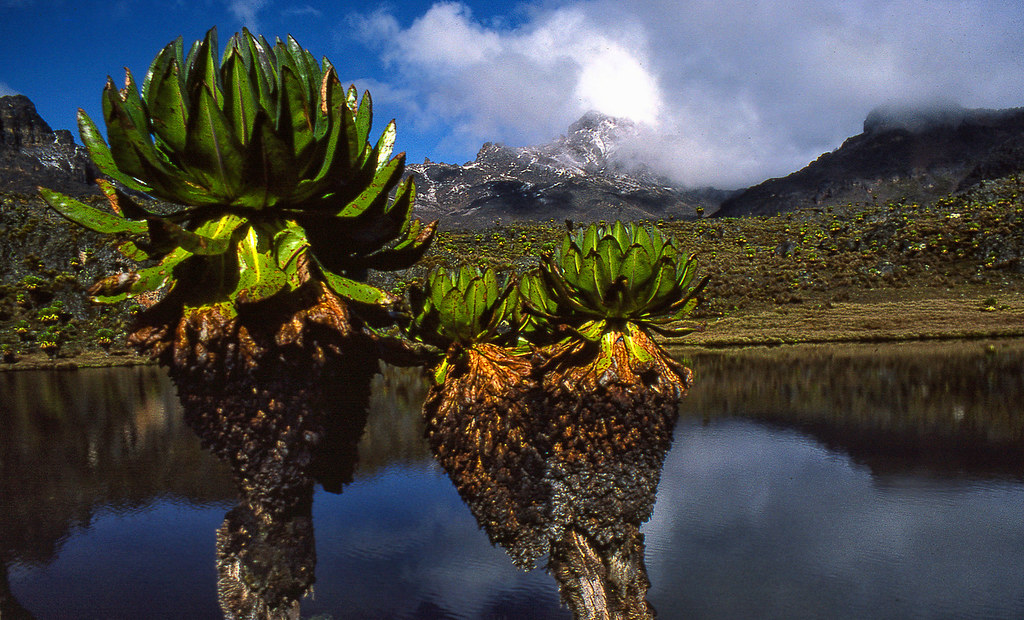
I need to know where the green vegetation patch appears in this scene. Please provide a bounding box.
[3,174,1024,363]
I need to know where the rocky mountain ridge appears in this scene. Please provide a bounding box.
[3,94,1024,226]
[715,104,1024,217]
[0,95,98,196]
[0,96,725,228]
[407,111,730,228]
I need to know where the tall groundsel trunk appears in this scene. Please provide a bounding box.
[137,284,383,619]
[130,281,379,517]
[531,329,688,620]
[209,376,373,620]
[210,373,373,620]
[421,342,555,566]
[422,333,687,618]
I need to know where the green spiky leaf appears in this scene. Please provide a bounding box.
[235,225,287,304]
[129,246,192,297]
[316,259,397,308]
[221,47,258,146]
[183,83,246,199]
[77,110,152,193]
[39,188,148,234]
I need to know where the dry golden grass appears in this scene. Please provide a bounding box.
[674,289,1024,347]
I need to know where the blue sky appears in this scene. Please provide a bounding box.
[2,0,1023,188]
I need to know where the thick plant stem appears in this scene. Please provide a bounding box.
[422,343,551,566]
[129,281,381,517]
[145,284,383,617]
[423,331,689,618]
[216,502,314,620]
[549,528,655,620]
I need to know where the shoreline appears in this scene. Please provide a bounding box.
[0,349,153,371]
[671,291,1024,349]
[4,292,1022,371]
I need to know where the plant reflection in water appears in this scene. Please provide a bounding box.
[0,367,236,618]
[190,357,381,619]
[193,340,684,620]
[421,344,686,619]
[7,341,1024,617]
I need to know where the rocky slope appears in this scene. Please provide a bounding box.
[715,104,1024,217]
[0,95,99,196]
[0,97,724,229]
[0,96,120,292]
[408,111,731,229]
[0,96,132,357]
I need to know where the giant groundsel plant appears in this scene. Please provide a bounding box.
[38,27,434,336]
[521,221,706,392]
[525,221,705,335]
[35,27,438,537]
[408,265,521,384]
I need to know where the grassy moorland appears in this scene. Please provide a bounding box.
[382,174,1024,348]
[2,175,1023,368]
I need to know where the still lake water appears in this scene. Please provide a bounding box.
[2,340,1024,619]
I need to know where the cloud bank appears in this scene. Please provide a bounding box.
[354,0,1024,188]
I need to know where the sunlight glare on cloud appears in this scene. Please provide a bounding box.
[575,45,662,125]
[355,3,664,153]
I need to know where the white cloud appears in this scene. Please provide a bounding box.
[585,0,1024,185]
[382,3,504,70]
[354,3,663,155]
[281,4,321,18]
[356,0,1024,188]
[228,0,269,29]
[0,82,19,97]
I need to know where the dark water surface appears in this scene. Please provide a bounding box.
[2,340,1024,619]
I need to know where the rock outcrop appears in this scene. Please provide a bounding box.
[0,95,99,196]
[715,105,1024,217]
[408,111,729,229]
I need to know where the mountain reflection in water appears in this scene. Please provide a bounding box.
[2,340,1024,618]
[679,340,1024,479]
